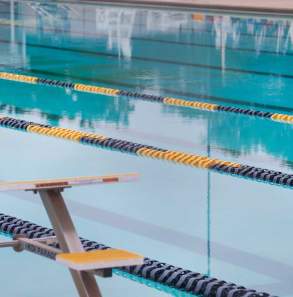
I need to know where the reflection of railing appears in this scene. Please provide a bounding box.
[5,2,293,60]
[15,3,293,56]
[96,8,136,58]
[0,1,27,68]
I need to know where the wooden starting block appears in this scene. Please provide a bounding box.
[0,173,141,297]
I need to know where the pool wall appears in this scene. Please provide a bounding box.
[79,0,293,15]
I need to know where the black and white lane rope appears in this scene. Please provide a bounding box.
[0,213,275,297]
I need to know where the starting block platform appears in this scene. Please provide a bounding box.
[0,173,141,297]
[57,249,143,271]
[0,173,137,191]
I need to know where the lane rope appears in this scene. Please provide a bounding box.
[0,213,275,297]
[0,115,293,189]
[0,71,293,124]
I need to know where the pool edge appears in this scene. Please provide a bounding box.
[79,0,293,15]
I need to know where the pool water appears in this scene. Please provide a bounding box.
[0,1,293,296]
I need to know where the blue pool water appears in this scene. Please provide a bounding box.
[0,1,293,296]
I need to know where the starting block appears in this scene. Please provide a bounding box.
[0,173,142,297]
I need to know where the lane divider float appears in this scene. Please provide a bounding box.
[0,71,293,124]
[1,115,293,188]
[0,213,274,297]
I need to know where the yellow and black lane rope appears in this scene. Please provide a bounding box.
[1,115,293,188]
[1,71,293,124]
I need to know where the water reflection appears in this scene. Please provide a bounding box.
[2,1,293,57]
[0,3,293,297]
[0,81,135,126]
[1,86,293,174]
[0,3,293,168]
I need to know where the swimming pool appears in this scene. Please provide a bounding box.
[0,0,293,296]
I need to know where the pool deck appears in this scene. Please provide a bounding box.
[98,0,293,14]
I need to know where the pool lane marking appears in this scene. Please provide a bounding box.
[1,71,293,124]
[1,115,293,189]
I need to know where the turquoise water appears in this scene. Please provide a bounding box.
[0,1,293,296]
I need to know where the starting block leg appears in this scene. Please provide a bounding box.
[39,189,102,297]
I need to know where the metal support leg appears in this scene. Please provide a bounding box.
[39,189,102,297]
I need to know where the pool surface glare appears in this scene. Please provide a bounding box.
[0,0,293,296]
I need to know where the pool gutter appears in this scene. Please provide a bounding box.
[81,0,293,15]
